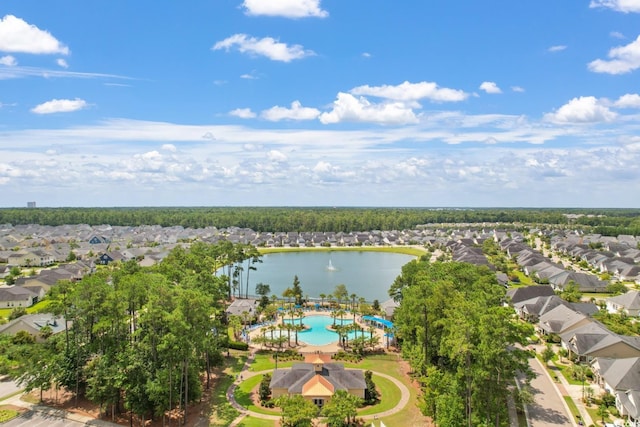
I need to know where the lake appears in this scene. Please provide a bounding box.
[245,251,416,302]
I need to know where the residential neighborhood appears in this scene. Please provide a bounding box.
[1,221,640,426]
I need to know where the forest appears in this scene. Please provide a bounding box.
[1,206,640,234]
[2,242,238,425]
[392,261,533,427]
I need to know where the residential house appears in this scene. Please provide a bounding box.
[560,321,640,362]
[606,291,640,316]
[0,286,39,308]
[269,353,366,409]
[506,285,556,305]
[379,298,399,319]
[592,357,640,426]
[537,304,592,337]
[0,313,67,343]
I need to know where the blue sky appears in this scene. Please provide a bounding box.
[1,0,640,208]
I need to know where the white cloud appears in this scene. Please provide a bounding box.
[0,65,129,81]
[588,35,640,74]
[0,15,69,55]
[350,81,468,102]
[544,96,617,123]
[362,52,371,58]
[267,150,288,162]
[161,144,177,152]
[511,86,525,93]
[213,34,315,62]
[242,0,328,18]
[548,45,567,52]
[611,31,626,39]
[56,58,68,68]
[319,92,418,125]
[229,108,257,119]
[0,55,16,66]
[479,81,502,94]
[30,98,88,114]
[615,93,640,108]
[261,101,320,121]
[240,72,258,79]
[590,0,640,13]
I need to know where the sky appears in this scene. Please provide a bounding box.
[1,1,640,208]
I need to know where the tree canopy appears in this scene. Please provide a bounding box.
[392,261,533,426]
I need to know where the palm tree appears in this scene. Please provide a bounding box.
[319,293,326,309]
[327,293,334,310]
[350,293,357,311]
[268,324,276,347]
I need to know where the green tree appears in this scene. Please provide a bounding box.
[275,394,318,427]
[322,390,362,426]
[559,282,582,303]
[541,344,555,365]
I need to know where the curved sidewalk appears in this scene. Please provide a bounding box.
[226,353,411,426]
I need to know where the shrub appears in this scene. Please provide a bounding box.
[227,341,249,351]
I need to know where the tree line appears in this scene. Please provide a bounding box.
[2,206,640,234]
[391,261,533,426]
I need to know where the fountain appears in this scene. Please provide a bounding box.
[326,259,337,271]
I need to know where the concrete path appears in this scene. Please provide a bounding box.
[1,387,120,427]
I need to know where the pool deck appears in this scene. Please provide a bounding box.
[247,309,389,354]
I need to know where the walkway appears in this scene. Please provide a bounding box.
[0,392,120,427]
[225,350,411,426]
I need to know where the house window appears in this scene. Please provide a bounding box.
[313,398,324,408]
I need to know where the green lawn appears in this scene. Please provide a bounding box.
[236,416,276,427]
[0,299,52,321]
[0,408,20,423]
[564,396,580,419]
[235,374,280,416]
[208,354,247,427]
[248,351,296,372]
[357,374,401,416]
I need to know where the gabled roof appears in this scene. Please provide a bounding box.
[594,357,640,392]
[0,313,67,336]
[506,285,555,304]
[0,286,37,301]
[270,362,365,394]
[607,291,640,311]
[302,374,334,397]
[514,295,569,318]
[538,304,588,334]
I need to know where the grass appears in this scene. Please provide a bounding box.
[208,353,247,427]
[564,396,581,419]
[586,405,613,425]
[0,408,20,422]
[357,374,401,415]
[235,375,279,416]
[0,299,52,321]
[551,361,583,386]
[258,246,427,257]
[248,351,296,372]
[236,416,276,427]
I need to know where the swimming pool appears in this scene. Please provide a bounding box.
[283,314,358,346]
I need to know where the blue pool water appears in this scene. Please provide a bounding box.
[283,314,360,346]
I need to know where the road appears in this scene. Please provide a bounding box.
[1,411,87,427]
[525,357,575,427]
[0,379,22,400]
